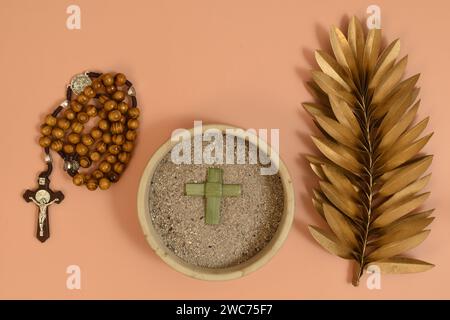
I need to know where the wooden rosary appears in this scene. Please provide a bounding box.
[23,71,139,242]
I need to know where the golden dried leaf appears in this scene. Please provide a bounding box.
[372,193,430,228]
[315,50,353,91]
[319,181,360,219]
[322,164,358,199]
[367,257,434,274]
[362,28,381,76]
[369,39,401,89]
[311,136,362,174]
[368,230,430,261]
[387,117,429,157]
[372,56,408,105]
[372,74,420,119]
[330,26,360,83]
[323,204,358,248]
[302,102,331,117]
[313,188,328,205]
[348,16,365,66]
[375,174,431,213]
[312,197,325,219]
[379,98,420,137]
[378,100,420,152]
[314,114,359,148]
[309,162,326,180]
[379,156,433,196]
[312,71,355,105]
[380,133,433,171]
[329,96,362,137]
[305,17,433,286]
[372,215,434,246]
[308,225,353,259]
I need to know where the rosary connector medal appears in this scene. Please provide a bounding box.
[23,71,140,242]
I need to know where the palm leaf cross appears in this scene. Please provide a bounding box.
[304,16,434,286]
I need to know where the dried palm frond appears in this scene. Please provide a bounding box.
[304,17,434,286]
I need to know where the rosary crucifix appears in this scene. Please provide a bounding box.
[23,153,64,242]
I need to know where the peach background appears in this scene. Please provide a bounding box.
[0,0,449,299]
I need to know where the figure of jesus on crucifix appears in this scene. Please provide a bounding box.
[28,190,59,237]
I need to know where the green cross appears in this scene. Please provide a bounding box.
[185,168,242,224]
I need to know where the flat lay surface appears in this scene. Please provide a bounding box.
[0,0,448,299]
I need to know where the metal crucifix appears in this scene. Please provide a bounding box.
[23,153,64,242]
[185,168,241,224]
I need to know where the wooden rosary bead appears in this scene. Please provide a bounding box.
[98,119,110,131]
[108,144,121,155]
[77,112,89,124]
[57,118,71,130]
[40,125,53,136]
[92,79,103,91]
[79,157,91,168]
[90,128,103,140]
[86,179,98,191]
[127,119,139,130]
[64,109,76,120]
[110,122,124,134]
[126,130,137,141]
[106,85,117,94]
[45,115,57,127]
[70,100,83,113]
[128,107,140,119]
[113,162,125,174]
[117,102,129,114]
[99,161,111,173]
[81,134,94,146]
[98,109,108,119]
[39,136,52,148]
[67,133,80,144]
[102,73,114,86]
[75,143,89,156]
[76,93,89,105]
[52,127,65,139]
[118,152,130,164]
[108,110,122,122]
[122,141,134,152]
[92,170,104,180]
[108,171,119,183]
[50,140,63,152]
[98,95,109,104]
[102,132,112,144]
[115,73,127,86]
[105,153,117,164]
[112,134,125,145]
[104,100,117,111]
[86,105,97,117]
[112,90,125,101]
[99,178,111,190]
[71,122,84,134]
[63,144,75,154]
[73,173,85,186]
[96,85,106,95]
[89,151,101,162]
[83,86,96,98]
[96,141,108,153]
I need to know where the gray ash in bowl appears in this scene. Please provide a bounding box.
[148,138,284,268]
